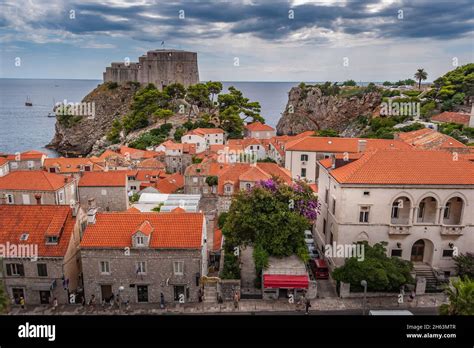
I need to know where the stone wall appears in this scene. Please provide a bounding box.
[80,248,203,304]
[219,279,241,301]
[78,186,128,212]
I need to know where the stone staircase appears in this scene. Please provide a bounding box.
[414,264,445,292]
[203,283,218,303]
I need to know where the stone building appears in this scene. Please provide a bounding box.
[80,210,207,304]
[244,122,276,139]
[78,171,129,212]
[0,171,77,205]
[103,49,200,90]
[0,204,85,305]
[4,150,47,171]
[0,157,10,177]
[314,149,474,283]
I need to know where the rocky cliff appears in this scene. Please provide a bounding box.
[47,83,139,156]
[276,86,382,135]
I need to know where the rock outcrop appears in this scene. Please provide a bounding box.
[276,86,382,135]
[47,83,139,156]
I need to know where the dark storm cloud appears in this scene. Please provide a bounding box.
[2,0,473,43]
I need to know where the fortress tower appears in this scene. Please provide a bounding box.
[103,49,200,90]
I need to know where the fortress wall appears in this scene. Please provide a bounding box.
[104,50,199,90]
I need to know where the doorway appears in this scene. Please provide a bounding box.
[101,285,113,302]
[39,291,51,304]
[12,288,24,304]
[137,285,148,303]
[411,239,425,262]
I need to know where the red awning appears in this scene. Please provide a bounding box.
[263,274,309,289]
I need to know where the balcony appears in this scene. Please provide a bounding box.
[440,225,464,236]
[388,225,411,235]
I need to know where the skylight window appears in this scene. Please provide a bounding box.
[20,233,29,241]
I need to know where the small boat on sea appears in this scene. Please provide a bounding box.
[25,96,33,106]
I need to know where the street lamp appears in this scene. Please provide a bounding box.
[361,280,367,315]
[118,286,124,311]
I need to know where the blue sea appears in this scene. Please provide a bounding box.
[0,79,317,156]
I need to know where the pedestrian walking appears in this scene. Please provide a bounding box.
[233,291,239,309]
[160,292,165,309]
[305,297,311,315]
[52,297,58,312]
[19,296,25,310]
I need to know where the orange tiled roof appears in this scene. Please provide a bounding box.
[0,171,72,191]
[326,149,474,185]
[186,128,224,136]
[245,122,275,132]
[78,171,127,187]
[286,136,412,152]
[154,173,184,193]
[396,128,466,150]
[80,212,204,249]
[239,166,271,182]
[126,207,141,213]
[171,207,186,213]
[185,161,229,176]
[44,157,103,173]
[137,157,166,169]
[431,112,471,126]
[120,146,158,160]
[6,150,46,161]
[213,228,223,251]
[0,157,9,166]
[0,205,75,257]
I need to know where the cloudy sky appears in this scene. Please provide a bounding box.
[0,0,473,81]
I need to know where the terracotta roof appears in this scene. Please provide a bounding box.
[126,207,141,213]
[217,163,292,194]
[431,112,471,126]
[154,173,184,193]
[0,205,75,257]
[325,149,474,185]
[97,149,126,161]
[80,212,204,249]
[186,128,224,136]
[135,220,154,236]
[137,157,166,169]
[286,136,411,152]
[396,128,466,150]
[171,207,186,213]
[0,171,72,191]
[245,122,275,132]
[6,150,46,161]
[0,157,9,166]
[213,228,223,251]
[119,146,158,160]
[78,171,127,187]
[44,157,103,173]
[309,183,318,193]
[127,170,167,182]
[185,161,229,176]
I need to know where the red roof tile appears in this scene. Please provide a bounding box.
[81,212,204,249]
[0,205,75,257]
[78,171,127,187]
[325,149,474,185]
[431,112,471,126]
[213,228,223,251]
[0,171,72,191]
[286,136,411,152]
[245,122,275,132]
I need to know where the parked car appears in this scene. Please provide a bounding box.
[310,259,329,279]
[304,230,314,243]
[309,248,320,259]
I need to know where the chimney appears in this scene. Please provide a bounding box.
[331,155,336,169]
[358,139,367,153]
[34,194,42,205]
[70,200,80,217]
[87,207,97,224]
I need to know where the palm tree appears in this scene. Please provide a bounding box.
[414,68,428,90]
[439,277,474,315]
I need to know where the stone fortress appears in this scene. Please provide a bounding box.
[103,49,199,90]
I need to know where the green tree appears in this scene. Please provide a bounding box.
[314,129,339,137]
[107,118,123,144]
[206,81,223,103]
[164,83,186,101]
[0,282,8,313]
[153,109,174,124]
[218,86,263,123]
[174,127,186,142]
[185,83,211,119]
[382,81,393,86]
[205,175,218,186]
[222,178,318,261]
[332,242,414,292]
[453,253,474,279]
[439,277,474,315]
[342,79,357,86]
[414,68,428,89]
